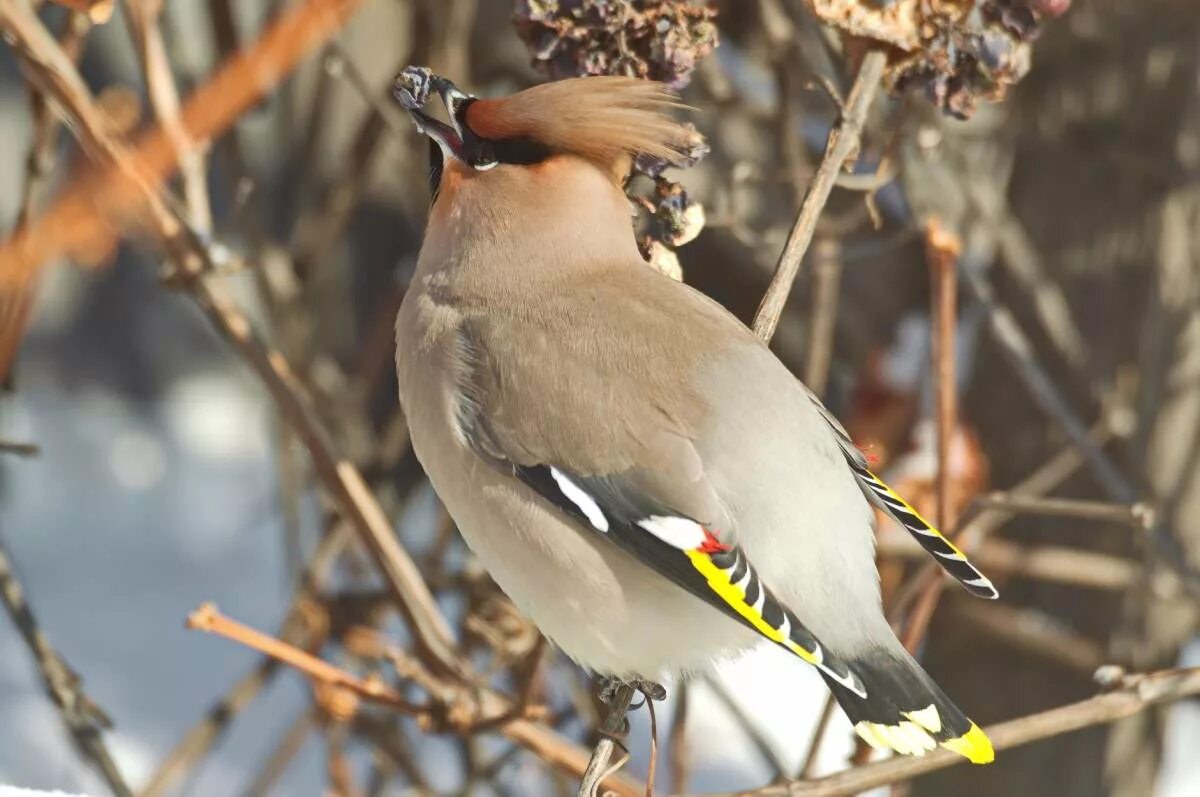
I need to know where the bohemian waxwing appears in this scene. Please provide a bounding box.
[393,68,997,764]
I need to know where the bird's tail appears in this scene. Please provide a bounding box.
[821,646,994,764]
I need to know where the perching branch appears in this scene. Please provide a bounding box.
[578,682,636,797]
[691,665,1200,797]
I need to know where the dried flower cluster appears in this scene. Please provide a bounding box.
[513,0,718,89]
[808,0,1069,119]
[513,0,718,279]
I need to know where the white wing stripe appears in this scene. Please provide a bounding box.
[549,468,610,532]
[636,515,708,550]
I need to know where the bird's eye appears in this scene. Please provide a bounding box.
[470,140,498,171]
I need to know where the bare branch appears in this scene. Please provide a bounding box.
[124,0,213,234]
[752,50,886,343]
[0,535,132,797]
[578,683,636,797]
[690,666,1200,797]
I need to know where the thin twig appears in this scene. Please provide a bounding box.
[898,219,961,655]
[960,265,1133,501]
[186,602,430,715]
[646,695,660,797]
[752,50,886,343]
[968,492,1155,530]
[139,522,352,797]
[0,0,364,293]
[803,237,842,396]
[877,536,1139,591]
[943,598,1105,676]
[0,439,40,456]
[964,265,1200,596]
[240,709,316,797]
[0,0,471,674]
[0,8,90,381]
[799,695,837,779]
[124,0,212,234]
[579,683,635,797]
[667,682,690,794]
[701,674,788,779]
[689,666,1200,797]
[884,402,1115,621]
[0,535,132,797]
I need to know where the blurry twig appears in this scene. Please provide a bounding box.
[0,0,473,676]
[240,709,316,797]
[962,265,1200,597]
[124,0,212,234]
[897,219,960,656]
[701,674,787,779]
[967,493,1155,531]
[877,536,1139,592]
[0,439,40,456]
[0,535,131,797]
[927,219,959,534]
[288,44,414,281]
[0,8,90,382]
[139,522,352,797]
[803,238,842,396]
[753,50,886,343]
[799,695,837,778]
[186,602,429,715]
[0,0,364,297]
[884,397,1121,620]
[961,267,1132,501]
[693,666,1200,797]
[667,683,690,793]
[944,599,1106,676]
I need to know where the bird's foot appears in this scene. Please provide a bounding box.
[595,676,667,736]
[597,676,667,700]
[597,676,667,706]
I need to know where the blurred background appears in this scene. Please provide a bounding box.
[0,1,1198,796]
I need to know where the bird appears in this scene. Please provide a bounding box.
[393,67,997,764]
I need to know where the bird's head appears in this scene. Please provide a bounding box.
[393,67,701,197]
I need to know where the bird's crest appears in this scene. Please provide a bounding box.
[465,77,698,171]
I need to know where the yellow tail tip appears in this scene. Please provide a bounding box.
[941,722,995,764]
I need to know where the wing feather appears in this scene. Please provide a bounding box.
[514,463,866,697]
[800,387,999,600]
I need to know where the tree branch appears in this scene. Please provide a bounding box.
[0,535,132,797]
[690,666,1200,797]
[751,50,886,343]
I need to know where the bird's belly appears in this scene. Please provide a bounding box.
[402,376,756,678]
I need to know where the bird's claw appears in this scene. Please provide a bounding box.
[597,676,667,707]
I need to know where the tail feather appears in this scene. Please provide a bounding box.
[822,647,994,764]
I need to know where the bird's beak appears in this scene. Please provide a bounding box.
[394,66,481,165]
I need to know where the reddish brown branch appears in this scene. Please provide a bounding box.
[898,220,962,654]
[186,603,428,716]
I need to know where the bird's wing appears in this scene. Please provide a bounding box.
[799,385,999,600]
[450,291,865,696]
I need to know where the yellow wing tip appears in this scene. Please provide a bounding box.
[941,722,995,764]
